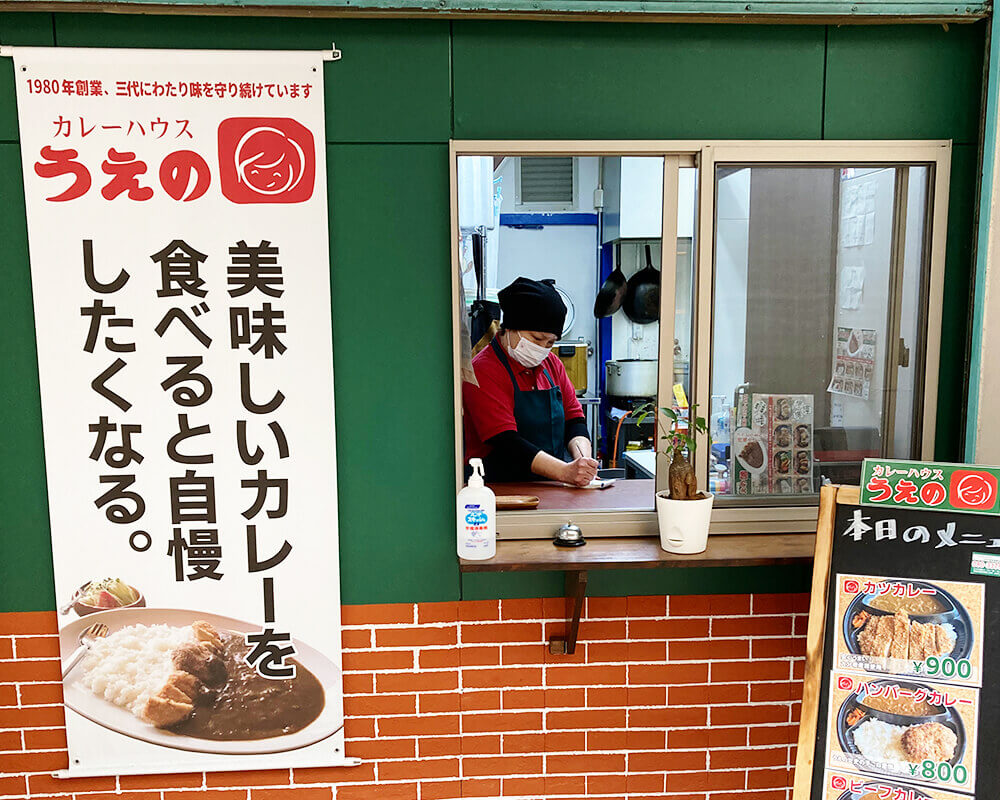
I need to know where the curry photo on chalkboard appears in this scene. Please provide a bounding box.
[824,670,979,792]
[834,575,984,686]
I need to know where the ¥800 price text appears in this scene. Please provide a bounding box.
[922,760,968,784]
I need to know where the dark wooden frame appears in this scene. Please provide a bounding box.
[791,483,857,800]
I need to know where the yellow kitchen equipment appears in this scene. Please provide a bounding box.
[555,340,590,396]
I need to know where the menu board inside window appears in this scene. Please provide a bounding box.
[794,478,1000,800]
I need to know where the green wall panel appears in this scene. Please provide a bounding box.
[0,15,986,609]
[461,563,813,600]
[461,570,565,600]
[0,13,55,142]
[453,22,825,140]
[53,14,451,143]
[0,144,55,614]
[824,24,985,144]
[328,143,459,604]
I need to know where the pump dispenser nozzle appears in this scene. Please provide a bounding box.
[468,458,486,488]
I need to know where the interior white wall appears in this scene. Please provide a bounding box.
[457,155,691,401]
[711,168,751,403]
[832,167,896,432]
[457,156,502,302]
[496,225,599,336]
[894,167,929,456]
[610,241,661,362]
[618,157,664,239]
[672,168,697,372]
[457,156,495,232]
[494,157,602,394]
[678,168,696,240]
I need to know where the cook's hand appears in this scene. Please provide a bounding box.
[563,456,599,487]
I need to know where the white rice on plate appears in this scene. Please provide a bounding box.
[939,622,958,653]
[80,623,194,717]
[852,718,908,764]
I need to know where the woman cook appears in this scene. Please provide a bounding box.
[463,277,599,487]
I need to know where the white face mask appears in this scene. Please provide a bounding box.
[508,332,551,368]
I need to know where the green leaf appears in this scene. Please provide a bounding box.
[660,407,677,421]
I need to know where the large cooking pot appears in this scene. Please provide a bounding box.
[605,359,657,398]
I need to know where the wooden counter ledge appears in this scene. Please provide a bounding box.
[459,533,816,572]
[491,479,656,511]
[460,533,816,655]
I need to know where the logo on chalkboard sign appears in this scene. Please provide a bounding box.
[951,470,998,511]
[861,459,1000,515]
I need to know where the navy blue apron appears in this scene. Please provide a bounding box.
[484,338,566,482]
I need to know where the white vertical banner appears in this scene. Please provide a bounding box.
[10,47,349,776]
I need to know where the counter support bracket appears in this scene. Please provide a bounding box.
[548,569,587,655]
[461,534,815,654]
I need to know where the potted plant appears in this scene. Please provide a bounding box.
[638,403,713,554]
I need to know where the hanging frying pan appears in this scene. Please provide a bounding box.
[593,243,627,318]
[623,244,660,324]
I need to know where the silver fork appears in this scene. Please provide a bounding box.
[61,622,109,679]
[58,590,80,615]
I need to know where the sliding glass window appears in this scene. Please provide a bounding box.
[696,143,948,524]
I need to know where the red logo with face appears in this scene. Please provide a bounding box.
[949,470,998,512]
[218,118,315,204]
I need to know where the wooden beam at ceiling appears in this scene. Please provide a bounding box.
[0,0,988,22]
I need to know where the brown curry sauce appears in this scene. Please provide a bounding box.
[860,693,941,718]
[169,631,324,741]
[867,591,948,615]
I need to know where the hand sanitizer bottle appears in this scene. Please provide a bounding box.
[458,458,496,560]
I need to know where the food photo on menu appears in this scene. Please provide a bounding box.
[730,391,815,495]
[823,768,974,800]
[59,577,341,755]
[834,574,984,685]
[825,671,978,792]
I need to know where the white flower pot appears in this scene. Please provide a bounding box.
[655,491,714,554]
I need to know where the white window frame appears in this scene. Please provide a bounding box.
[449,140,951,540]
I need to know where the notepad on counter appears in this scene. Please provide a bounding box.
[560,478,617,490]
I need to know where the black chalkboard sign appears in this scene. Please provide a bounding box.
[793,485,996,800]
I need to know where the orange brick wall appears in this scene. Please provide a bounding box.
[0,593,808,800]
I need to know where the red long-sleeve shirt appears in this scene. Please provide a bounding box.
[462,344,584,461]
